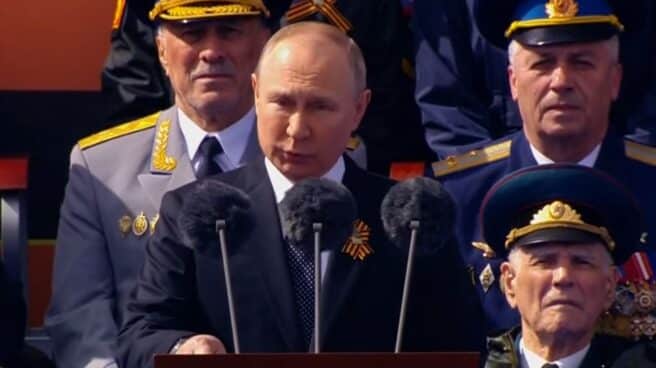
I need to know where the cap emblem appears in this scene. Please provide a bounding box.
[545,0,579,19]
[504,200,615,251]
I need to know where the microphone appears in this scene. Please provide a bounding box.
[178,178,255,354]
[380,177,456,352]
[278,178,357,353]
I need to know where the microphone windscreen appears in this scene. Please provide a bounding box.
[178,179,254,255]
[381,177,455,255]
[279,178,357,251]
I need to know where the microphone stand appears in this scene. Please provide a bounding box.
[313,222,323,354]
[395,220,419,353]
[216,219,240,353]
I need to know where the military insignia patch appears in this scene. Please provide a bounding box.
[132,212,149,237]
[545,0,579,19]
[152,120,177,172]
[479,263,495,293]
[342,220,373,261]
[150,214,160,235]
[472,241,496,259]
[119,215,132,237]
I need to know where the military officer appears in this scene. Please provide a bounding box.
[429,0,656,334]
[45,1,291,367]
[413,0,656,159]
[480,164,656,367]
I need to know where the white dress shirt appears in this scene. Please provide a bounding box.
[264,156,346,283]
[177,107,256,173]
[529,143,601,168]
[519,337,590,368]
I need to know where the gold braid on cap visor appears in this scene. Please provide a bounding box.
[149,0,269,21]
[505,15,624,38]
[504,200,615,250]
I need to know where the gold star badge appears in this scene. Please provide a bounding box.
[342,220,373,261]
[545,0,579,18]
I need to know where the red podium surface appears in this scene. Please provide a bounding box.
[155,352,479,368]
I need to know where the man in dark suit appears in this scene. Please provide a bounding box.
[45,1,290,367]
[119,21,483,367]
[480,164,656,367]
[429,0,656,335]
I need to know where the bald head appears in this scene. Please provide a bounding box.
[254,21,367,96]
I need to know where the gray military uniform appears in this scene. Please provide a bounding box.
[45,106,261,368]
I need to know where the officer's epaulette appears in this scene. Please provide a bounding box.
[346,136,361,151]
[431,140,512,177]
[78,112,160,150]
[625,139,656,166]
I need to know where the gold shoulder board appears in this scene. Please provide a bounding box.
[625,139,656,166]
[346,136,361,151]
[78,112,160,150]
[431,140,511,177]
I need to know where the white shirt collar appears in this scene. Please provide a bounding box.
[519,337,590,368]
[264,156,346,204]
[529,143,600,168]
[177,107,256,171]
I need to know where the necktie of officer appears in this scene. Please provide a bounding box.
[542,364,559,368]
[196,136,223,179]
[286,243,314,347]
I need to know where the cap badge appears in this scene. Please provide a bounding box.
[342,219,373,261]
[545,0,579,19]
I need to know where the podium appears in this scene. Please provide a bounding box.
[155,352,479,368]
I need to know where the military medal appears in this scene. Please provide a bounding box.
[150,214,160,235]
[342,220,373,261]
[479,263,495,293]
[132,211,149,237]
[119,215,132,237]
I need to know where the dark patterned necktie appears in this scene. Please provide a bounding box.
[286,243,314,347]
[196,136,223,179]
[542,364,559,368]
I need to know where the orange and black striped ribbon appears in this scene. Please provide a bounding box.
[286,0,352,33]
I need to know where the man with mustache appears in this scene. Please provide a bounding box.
[45,1,290,367]
[428,0,656,336]
[480,164,655,367]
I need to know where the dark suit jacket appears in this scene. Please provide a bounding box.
[118,158,484,367]
[0,260,25,366]
[436,131,656,333]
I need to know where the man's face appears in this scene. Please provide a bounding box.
[157,17,270,125]
[252,37,370,181]
[508,40,622,148]
[501,242,617,340]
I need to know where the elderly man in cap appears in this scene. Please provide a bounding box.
[45,1,290,367]
[481,164,656,367]
[429,0,656,334]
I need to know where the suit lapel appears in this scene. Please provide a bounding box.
[320,159,368,344]
[138,107,195,209]
[244,161,304,350]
